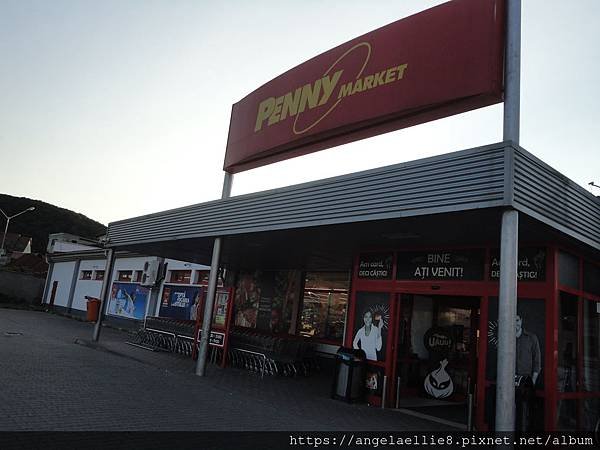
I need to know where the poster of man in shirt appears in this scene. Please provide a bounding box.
[353,292,390,362]
[486,298,544,387]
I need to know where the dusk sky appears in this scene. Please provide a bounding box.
[1,0,599,226]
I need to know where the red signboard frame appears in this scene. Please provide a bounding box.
[224,0,505,173]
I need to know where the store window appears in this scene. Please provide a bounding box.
[169,270,191,284]
[299,272,349,342]
[583,299,600,393]
[94,270,105,281]
[558,251,579,289]
[80,270,92,280]
[583,262,600,296]
[558,292,578,395]
[117,270,133,282]
[557,292,600,431]
[195,271,210,285]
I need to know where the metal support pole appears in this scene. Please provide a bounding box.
[495,209,519,431]
[92,248,116,342]
[495,0,521,433]
[504,0,521,144]
[195,172,234,377]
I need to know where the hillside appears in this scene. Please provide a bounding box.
[0,194,106,254]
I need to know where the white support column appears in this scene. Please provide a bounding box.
[195,172,233,376]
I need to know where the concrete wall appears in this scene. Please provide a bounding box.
[0,270,45,303]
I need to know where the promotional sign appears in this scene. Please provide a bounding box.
[234,270,300,333]
[396,249,485,281]
[196,329,226,348]
[423,327,454,357]
[107,282,149,320]
[486,298,545,388]
[159,285,202,321]
[353,292,390,362]
[423,327,455,399]
[489,247,546,281]
[212,291,229,327]
[357,253,393,280]
[224,0,505,173]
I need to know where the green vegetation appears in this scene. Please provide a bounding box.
[0,194,106,254]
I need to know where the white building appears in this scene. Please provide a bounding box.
[42,234,210,327]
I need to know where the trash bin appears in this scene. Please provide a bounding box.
[515,375,535,431]
[85,296,101,322]
[331,347,366,403]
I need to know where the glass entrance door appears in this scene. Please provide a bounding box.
[395,294,479,423]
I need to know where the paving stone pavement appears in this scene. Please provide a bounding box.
[0,309,452,432]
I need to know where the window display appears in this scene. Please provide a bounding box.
[299,272,349,342]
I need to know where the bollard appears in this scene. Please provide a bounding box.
[381,375,388,409]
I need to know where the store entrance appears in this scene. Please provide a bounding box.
[394,294,479,425]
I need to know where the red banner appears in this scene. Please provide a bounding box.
[224,0,505,173]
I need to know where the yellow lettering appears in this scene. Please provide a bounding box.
[298,79,322,113]
[397,63,408,79]
[351,79,364,95]
[268,95,284,126]
[363,75,374,90]
[373,70,386,88]
[280,88,302,121]
[338,82,353,99]
[254,97,275,132]
[318,70,343,106]
[385,67,396,84]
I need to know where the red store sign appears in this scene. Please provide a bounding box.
[224,0,505,173]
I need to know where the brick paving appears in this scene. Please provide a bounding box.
[0,309,451,432]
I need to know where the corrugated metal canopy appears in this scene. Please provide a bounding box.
[106,141,600,268]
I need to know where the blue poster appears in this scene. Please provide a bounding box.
[159,285,202,320]
[107,282,149,320]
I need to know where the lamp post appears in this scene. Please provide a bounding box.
[0,206,36,257]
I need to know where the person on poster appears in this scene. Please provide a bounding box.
[516,313,541,385]
[353,309,382,361]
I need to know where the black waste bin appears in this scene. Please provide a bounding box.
[515,375,535,431]
[331,347,366,403]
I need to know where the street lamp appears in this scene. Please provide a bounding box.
[0,206,36,257]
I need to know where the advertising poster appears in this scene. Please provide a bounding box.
[107,283,149,320]
[365,365,385,397]
[159,285,202,321]
[234,270,300,333]
[353,292,390,362]
[358,253,393,280]
[212,291,229,327]
[486,297,545,388]
[489,247,546,281]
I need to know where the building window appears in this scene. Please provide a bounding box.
[299,272,350,342]
[195,270,210,285]
[94,270,105,281]
[169,270,191,284]
[134,270,144,282]
[117,270,133,282]
[80,270,92,280]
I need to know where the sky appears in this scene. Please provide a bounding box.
[1,0,599,226]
